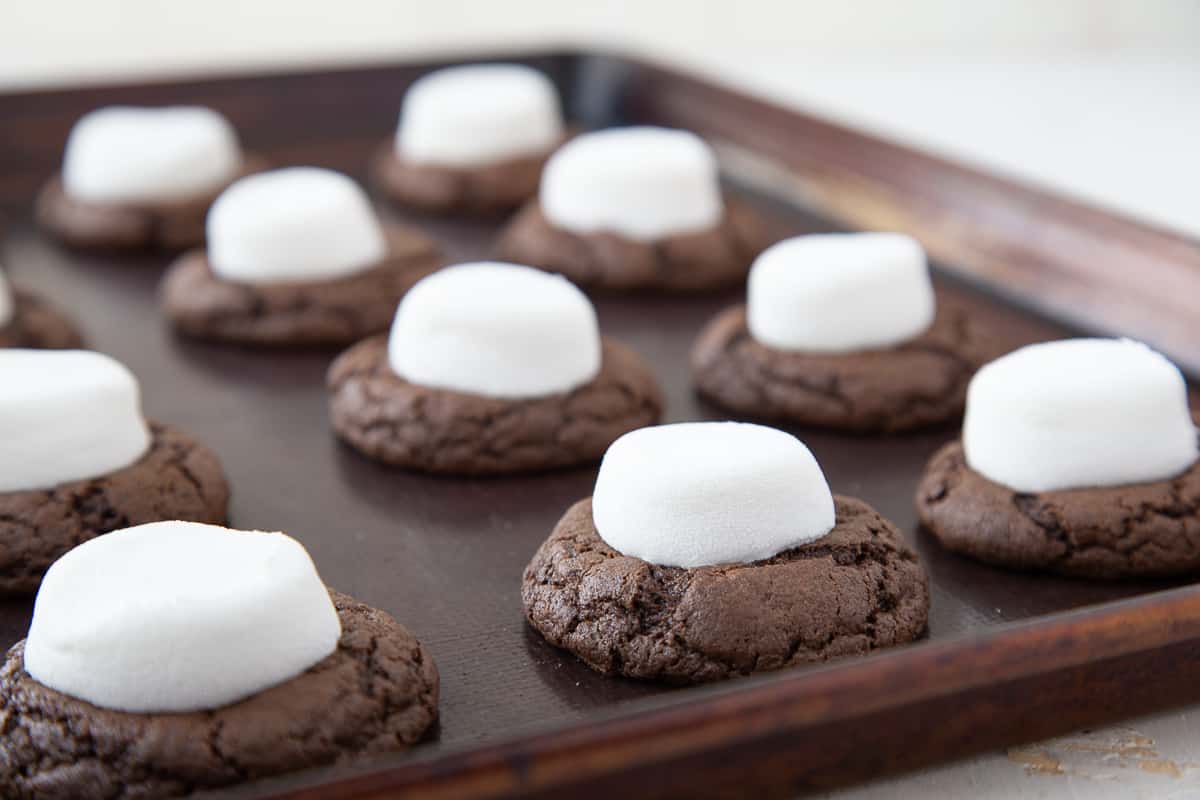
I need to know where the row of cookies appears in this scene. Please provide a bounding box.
[16,63,971,436]
[1,61,1198,799]
[7,59,1200,645]
[3,337,1193,797]
[4,239,1195,583]
[2,333,1196,796]
[0,342,438,796]
[0,348,919,794]
[35,64,765,294]
[0,64,553,799]
[7,59,1200,612]
[0,64,786,799]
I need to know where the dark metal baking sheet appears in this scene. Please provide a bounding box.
[1,52,1198,799]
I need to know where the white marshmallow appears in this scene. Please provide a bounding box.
[24,521,341,713]
[964,338,1198,493]
[593,422,836,568]
[62,106,241,204]
[397,64,564,167]
[0,350,151,493]
[540,127,723,242]
[748,233,935,352]
[389,262,601,398]
[207,167,388,284]
[0,269,14,328]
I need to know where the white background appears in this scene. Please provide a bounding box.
[4,0,1198,87]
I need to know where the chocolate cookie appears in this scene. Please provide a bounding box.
[0,423,229,594]
[691,299,998,433]
[916,441,1200,579]
[35,156,267,252]
[0,291,84,350]
[328,336,663,475]
[0,590,439,799]
[523,495,929,684]
[494,197,773,292]
[372,139,562,216]
[160,222,443,346]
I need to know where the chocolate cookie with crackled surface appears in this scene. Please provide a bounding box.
[0,349,229,593]
[916,338,1200,578]
[373,63,568,215]
[329,262,662,474]
[37,105,266,251]
[523,422,929,683]
[496,127,772,292]
[0,522,438,799]
[692,233,999,432]
[162,167,443,346]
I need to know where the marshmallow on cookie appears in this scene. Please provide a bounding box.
[63,106,242,206]
[523,420,930,682]
[376,63,565,215]
[328,261,661,474]
[2,520,438,793]
[398,64,564,168]
[917,338,1199,579]
[691,231,993,432]
[388,261,601,398]
[594,422,835,567]
[207,167,388,284]
[0,349,229,594]
[39,105,254,251]
[540,127,723,242]
[0,349,150,493]
[162,166,442,346]
[747,233,935,352]
[24,522,340,712]
[964,338,1198,493]
[497,126,769,291]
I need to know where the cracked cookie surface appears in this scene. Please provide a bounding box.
[0,423,229,594]
[522,495,929,684]
[35,157,267,252]
[0,291,84,350]
[328,335,663,475]
[916,441,1200,579]
[494,197,772,292]
[0,590,439,800]
[690,299,998,433]
[160,222,443,346]
[372,140,559,215]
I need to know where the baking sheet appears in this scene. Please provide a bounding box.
[0,54,1190,798]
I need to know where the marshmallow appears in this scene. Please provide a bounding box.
[397,64,564,167]
[592,422,836,568]
[0,269,13,328]
[540,127,723,242]
[62,106,241,204]
[389,262,601,398]
[0,350,151,493]
[24,522,341,713]
[964,338,1198,493]
[207,167,388,284]
[748,233,935,352]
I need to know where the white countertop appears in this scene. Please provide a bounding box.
[670,53,1200,241]
[823,710,1200,800]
